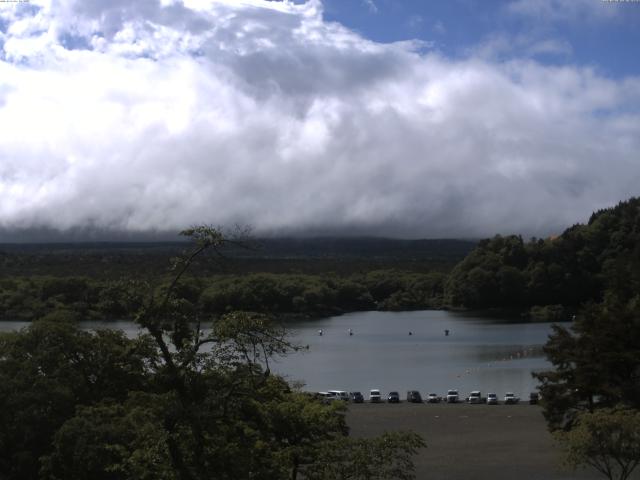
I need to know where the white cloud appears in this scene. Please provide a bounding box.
[0,0,639,238]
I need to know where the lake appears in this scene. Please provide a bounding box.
[1,310,558,399]
[275,310,555,398]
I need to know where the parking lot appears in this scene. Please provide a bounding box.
[346,403,606,480]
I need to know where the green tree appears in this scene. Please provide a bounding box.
[0,319,156,479]
[556,408,640,480]
[534,298,640,430]
[128,226,425,480]
[445,235,527,308]
[1,226,425,480]
[41,395,176,480]
[445,197,640,311]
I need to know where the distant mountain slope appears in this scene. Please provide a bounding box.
[234,237,477,260]
[0,237,477,277]
[0,238,474,320]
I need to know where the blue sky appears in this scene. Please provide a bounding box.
[322,0,640,77]
[0,0,639,239]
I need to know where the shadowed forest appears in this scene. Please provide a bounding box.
[2,198,639,323]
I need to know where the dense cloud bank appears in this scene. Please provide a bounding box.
[0,0,639,239]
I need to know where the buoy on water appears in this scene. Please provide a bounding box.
[444,329,450,336]
[318,329,323,336]
[348,328,353,336]
[409,331,413,336]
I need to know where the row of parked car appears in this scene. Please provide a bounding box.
[444,390,538,405]
[318,389,540,405]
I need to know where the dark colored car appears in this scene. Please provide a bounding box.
[406,390,423,403]
[388,391,400,403]
[529,392,540,405]
[350,391,364,403]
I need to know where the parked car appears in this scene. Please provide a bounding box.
[328,390,350,402]
[369,389,382,403]
[407,390,423,403]
[427,393,441,403]
[467,391,482,404]
[446,389,459,403]
[486,393,498,405]
[504,392,520,404]
[529,392,540,405]
[317,392,334,404]
[388,391,400,403]
[350,391,364,403]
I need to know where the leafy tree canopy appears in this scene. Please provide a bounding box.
[534,297,640,430]
[446,197,640,311]
[0,227,425,480]
[556,408,640,480]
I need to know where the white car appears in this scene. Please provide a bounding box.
[369,389,382,403]
[486,393,498,405]
[446,389,459,403]
[504,392,520,404]
[426,393,441,403]
[467,391,482,404]
[328,390,350,402]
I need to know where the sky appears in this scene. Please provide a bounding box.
[0,0,639,240]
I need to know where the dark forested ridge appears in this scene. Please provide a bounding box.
[445,197,640,315]
[2,197,640,322]
[0,238,471,321]
[0,237,476,277]
[0,271,447,321]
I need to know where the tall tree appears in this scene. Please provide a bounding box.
[556,408,640,480]
[534,298,640,430]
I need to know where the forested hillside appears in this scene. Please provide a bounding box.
[0,238,467,320]
[0,271,446,321]
[0,238,475,277]
[445,197,640,314]
[2,199,639,321]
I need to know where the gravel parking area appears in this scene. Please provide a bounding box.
[346,403,609,480]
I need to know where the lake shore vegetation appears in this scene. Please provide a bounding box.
[2,198,639,323]
[0,227,425,480]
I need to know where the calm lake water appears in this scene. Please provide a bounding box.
[276,310,555,398]
[2,310,558,399]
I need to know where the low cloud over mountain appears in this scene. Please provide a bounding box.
[1,0,639,239]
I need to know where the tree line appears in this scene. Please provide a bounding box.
[4,199,640,323]
[445,197,640,316]
[0,270,446,322]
